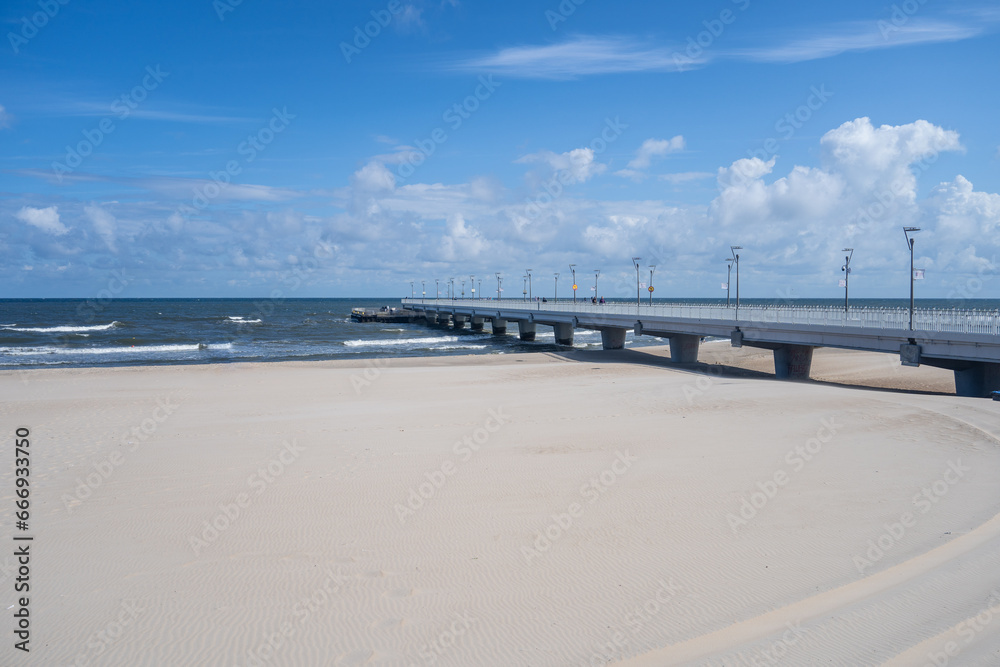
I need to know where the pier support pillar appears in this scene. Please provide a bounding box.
[773,345,814,380]
[452,314,467,330]
[552,323,574,346]
[516,320,536,342]
[953,362,1000,398]
[470,316,485,332]
[668,334,701,364]
[600,327,627,350]
[491,318,507,335]
[425,313,438,326]
[437,314,452,328]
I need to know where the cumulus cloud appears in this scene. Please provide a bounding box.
[16,206,69,236]
[6,117,999,299]
[84,205,118,252]
[627,136,685,169]
[0,104,12,129]
[516,147,606,184]
[351,160,397,192]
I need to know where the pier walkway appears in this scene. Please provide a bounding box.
[401,298,1000,397]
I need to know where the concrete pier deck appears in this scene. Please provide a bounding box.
[402,298,1000,397]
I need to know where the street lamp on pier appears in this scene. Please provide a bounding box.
[723,260,732,306]
[496,272,502,300]
[470,274,476,300]
[554,273,559,301]
[526,269,533,300]
[435,279,440,300]
[841,248,853,314]
[593,269,600,302]
[632,257,642,306]
[569,264,577,303]
[648,265,655,306]
[410,281,414,299]
[730,246,743,318]
[903,227,921,330]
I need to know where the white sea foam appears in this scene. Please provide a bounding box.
[1,321,121,333]
[0,343,233,356]
[227,317,262,324]
[344,336,459,348]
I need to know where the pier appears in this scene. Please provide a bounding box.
[402,298,1000,397]
[350,306,423,323]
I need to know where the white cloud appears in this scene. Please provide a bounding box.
[740,19,983,64]
[627,136,685,169]
[351,161,397,192]
[440,213,487,261]
[517,147,606,184]
[450,36,694,79]
[6,117,999,299]
[84,205,117,252]
[0,104,12,129]
[16,206,69,236]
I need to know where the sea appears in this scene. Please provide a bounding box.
[1,297,997,370]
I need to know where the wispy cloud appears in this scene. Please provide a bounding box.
[446,15,989,79]
[446,36,694,79]
[0,104,13,129]
[735,19,983,63]
[27,98,252,123]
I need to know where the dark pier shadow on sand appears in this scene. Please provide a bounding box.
[540,346,955,398]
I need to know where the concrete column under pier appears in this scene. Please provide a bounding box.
[437,314,452,328]
[470,316,485,332]
[773,345,814,380]
[552,323,574,346]
[452,314,468,330]
[425,313,438,326]
[668,334,701,364]
[953,362,1000,398]
[600,327,627,350]
[491,318,507,335]
[516,320,536,342]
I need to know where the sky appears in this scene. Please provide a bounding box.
[1,0,999,300]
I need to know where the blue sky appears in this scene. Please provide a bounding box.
[2,0,999,299]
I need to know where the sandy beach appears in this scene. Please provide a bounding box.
[3,343,1000,666]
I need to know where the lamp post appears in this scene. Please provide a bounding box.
[462,279,466,299]
[450,278,455,300]
[522,274,527,301]
[478,278,482,299]
[496,272,502,300]
[730,246,742,318]
[841,248,853,315]
[593,269,600,302]
[526,269,533,300]
[422,280,426,299]
[554,273,559,301]
[470,274,476,300]
[903,227,921,330]
[632,257,642,306]
[410,281,414,299]
[435,279,440,300]
[648,265,655,306]
[569,264,577,303]
[724,260,732,306]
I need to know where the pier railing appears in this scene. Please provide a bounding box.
[401,298,1000,336]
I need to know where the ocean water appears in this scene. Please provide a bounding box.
[2,297,997,370]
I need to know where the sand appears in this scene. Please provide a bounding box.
[2,344,1000,666]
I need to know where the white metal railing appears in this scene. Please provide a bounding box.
[400,298,1000,336]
